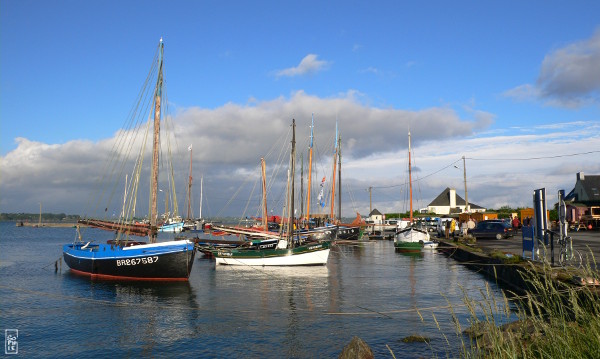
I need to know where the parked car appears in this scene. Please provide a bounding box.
[415,218,437,232]
[468,220,513,240]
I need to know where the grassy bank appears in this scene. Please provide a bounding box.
[459,253,600,358]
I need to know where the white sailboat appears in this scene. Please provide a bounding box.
[212,119,331,266]
[394,131,438,251]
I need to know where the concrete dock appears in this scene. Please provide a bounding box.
[447,230,600,268]
[435,229,600,295]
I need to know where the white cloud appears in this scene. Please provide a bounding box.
[274,54,331,77]
[504,29,600,107]
[502,84,540,102]
[1,93,598,218]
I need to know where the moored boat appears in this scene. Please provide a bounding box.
[394,131,438,252]
[395,226,432,252]
[63,239,195,281]
[62,39,196,280]
[212,119,331,266]
[213,239,331,266]
[159,217,185,233]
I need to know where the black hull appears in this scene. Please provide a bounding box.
[63,248,195,281]
[337,226,361,240]
[304,226,338,242]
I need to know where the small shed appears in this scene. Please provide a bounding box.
[520,208,534,221]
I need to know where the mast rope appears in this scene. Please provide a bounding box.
[81,45,160,236]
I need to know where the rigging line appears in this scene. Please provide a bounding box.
[238,172,260,225]
[370,158,463,190]
[411,147,424,211]
[345,181,360,215]
[264,127,293,215]
[467,150,600,161]
[215,170,256,218]
[162,79,188,219]
[84,48,159,221]
[267,125,293,210]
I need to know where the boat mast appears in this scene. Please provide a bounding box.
[337,132,342,221]
[306,114,314,224]
[408,131,413,225]
[286,119,297,247]
[300,154,304,227]
[150,38,164,243]
[187,144,193,219]
[199,175,203,219]
[330,122,338,221]
[261,158,268,231]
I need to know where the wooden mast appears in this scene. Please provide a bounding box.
[261,158,268,231]
[286,119,297,246]
[150,38,164,243]
[187,144,193,220]
[337,132,342,221]
[300,154,304,227]
[408,131,413,225]
[199,175,203,219]
[330,122,338,220]
[305,114,314,224]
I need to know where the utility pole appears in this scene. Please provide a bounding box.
[368,186,372,214]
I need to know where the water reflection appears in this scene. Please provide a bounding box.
[60,272,201,353]
[215,265,329,278]
[0,223,515,358]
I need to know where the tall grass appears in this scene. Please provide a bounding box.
[459,251,600,358]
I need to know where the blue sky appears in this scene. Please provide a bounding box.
[1,1,599,217]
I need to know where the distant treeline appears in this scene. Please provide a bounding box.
[0,213,81,222]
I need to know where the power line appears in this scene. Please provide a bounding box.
[468,150,600,161]
[371,158,462,189]
[368,149,599,191]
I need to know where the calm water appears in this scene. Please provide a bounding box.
[0,222,513,358]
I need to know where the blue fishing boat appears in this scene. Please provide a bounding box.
[63,240,195,281]
[63,39,196,280]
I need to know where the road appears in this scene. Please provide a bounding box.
[461,229,600,268]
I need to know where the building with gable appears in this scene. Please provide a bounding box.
[426,187,486,215]
[564,172,600,225]
[367,208,384,223]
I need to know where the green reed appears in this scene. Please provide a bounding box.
[458,250,600,358]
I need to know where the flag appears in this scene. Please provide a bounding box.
[188,144,192,151]
[317,176,326,207]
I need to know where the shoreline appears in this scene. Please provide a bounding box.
[16,222,84,228]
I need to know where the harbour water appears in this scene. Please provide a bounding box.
[0,222,514,357]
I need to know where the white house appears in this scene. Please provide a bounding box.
[367,209,384,224]
[426,187,486,215]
